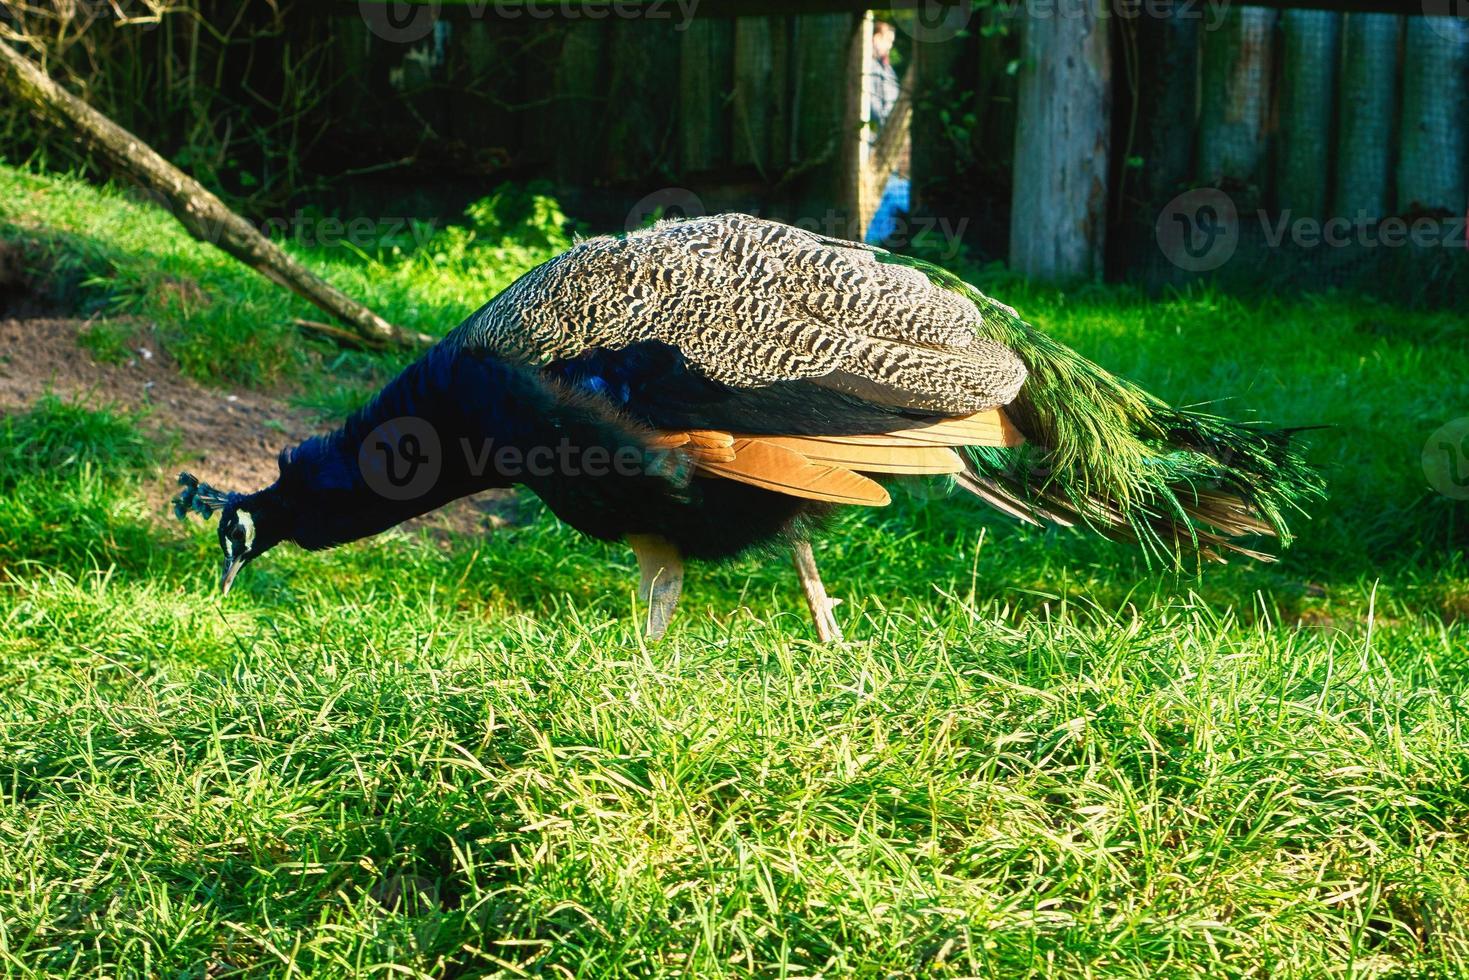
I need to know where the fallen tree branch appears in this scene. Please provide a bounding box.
[293,317,386,351]
[0,41,432,350]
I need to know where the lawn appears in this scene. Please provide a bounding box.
[1,164,1467,978]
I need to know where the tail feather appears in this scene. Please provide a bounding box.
[878,253,1325,563]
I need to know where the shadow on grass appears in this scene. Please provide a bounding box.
[3,384,1466,635]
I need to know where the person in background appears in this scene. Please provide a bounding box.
[864,20,909,245]
[867,20,901,142]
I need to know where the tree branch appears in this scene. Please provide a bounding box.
[0,40,432,349]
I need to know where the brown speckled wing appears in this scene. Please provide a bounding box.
[447,214,1028,416]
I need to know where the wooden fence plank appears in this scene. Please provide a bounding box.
[680,17,734,173]
[1334,13,1401,220]
[1398,16,1469,215]
[732,16,788,174]
[551,21,606,186]
[909,29,967,217]
[1277,10,1340,216]
[1009,1,1111,281]
[788,13,862,233]
[1128,8,1200,211]
[1117,5,1199,283]
[604,19,680,185]
[1198,6,1277,209]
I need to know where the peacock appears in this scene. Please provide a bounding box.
[175,213,1322,641]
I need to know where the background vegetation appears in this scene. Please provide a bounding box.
[1,163,1466,976]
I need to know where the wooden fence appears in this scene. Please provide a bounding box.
[1116,6,1468,287]
[912,2,1469,287]
[321,7,870,234]
[321,0,1469,288]
[10,0,1461,289]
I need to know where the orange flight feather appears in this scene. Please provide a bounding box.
[808,409,1025,448]
[754,437,964,474]
[697,439,891,505]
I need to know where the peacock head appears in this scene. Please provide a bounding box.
[173,472,285,596]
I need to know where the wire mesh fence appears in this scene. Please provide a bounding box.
[1,2,1465,300]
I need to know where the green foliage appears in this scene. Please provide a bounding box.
[0,396,153,487]
[387,182,581,316]
[0,3,337,216]
[1,163,1467,977]
[464,181,579,253]
[0,397,162,572]
[0,169,572,401]
[882,252,1324,562]
[75,319,136,365]
[0,400,1467,977]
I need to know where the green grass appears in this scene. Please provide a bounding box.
[0,167,571,401]
[1,164,1467,977]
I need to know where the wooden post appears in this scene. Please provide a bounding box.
[1122,5,1200,282]
[1132,6,1199,204]
[0,41,425,349]
[975,4,1023,174]
[1398,16,1469,215]
[787,13,863,238]
[1334,13,1401,221]
[732,16,790,176]
[908,27,967,218]
[679,17,734,174]
[1198,6,1277,210]
[1277,10,1340,218]
[1008,0,1111,282]
[551,21,607,187]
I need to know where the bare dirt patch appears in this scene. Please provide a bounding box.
[0,315,517,536]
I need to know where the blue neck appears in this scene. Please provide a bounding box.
[247,340,690,553]
[258,343,536,550]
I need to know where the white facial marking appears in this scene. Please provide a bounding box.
[236,510,256,552]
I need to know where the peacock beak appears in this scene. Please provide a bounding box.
[220,555,245,596]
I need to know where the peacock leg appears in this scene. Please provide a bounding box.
[628,534,684,640]
[792,539,843,644]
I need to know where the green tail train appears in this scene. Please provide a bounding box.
[879,252,1325,564]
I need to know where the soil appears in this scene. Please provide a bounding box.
[0,313,518,538]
